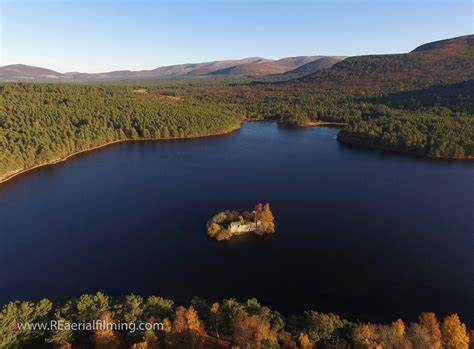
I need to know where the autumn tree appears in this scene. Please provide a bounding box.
[170,306,206,348]
[441,314,469,349]
[419,312,441,349]
[377,322,411,349]
[355,324,379,349]
[232,313,277,349]
[392,319,405,338]
[262,203,274,224]
[407,323,435,349]
[298,332,313,349]
[255,202,275,234]
[93,310,122,349]
[277,329,297,349]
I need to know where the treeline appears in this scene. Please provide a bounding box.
[1,72,474,182]
[0,83,242,181]
[185,82,474,158]
[338,115,474,158]
[1,292,472,349]
[190,84,364,125]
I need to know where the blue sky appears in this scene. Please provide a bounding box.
[0,0,472,73]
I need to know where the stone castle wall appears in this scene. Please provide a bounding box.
[229,221,260,234]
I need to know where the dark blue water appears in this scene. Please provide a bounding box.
[0,123,473,324]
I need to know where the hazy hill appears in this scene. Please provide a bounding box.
[0,64,63,79]
[298,35,474,91]
[210,61,301,76]
[283,56,347,76]
[208,56,346,76]
[0,56,338,81]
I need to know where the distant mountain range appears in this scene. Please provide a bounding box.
[1,34,472,84]
[0,56,347,82]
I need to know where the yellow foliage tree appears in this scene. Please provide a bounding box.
[441,314,469,349]
[162,318,172,333]
[392,319,405,337]
[262,202,274,223]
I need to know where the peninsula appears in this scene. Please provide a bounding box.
[207,203,275,241]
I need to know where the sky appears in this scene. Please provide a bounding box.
[0,0,472,73]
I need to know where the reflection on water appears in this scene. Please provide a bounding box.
[0,123,473,324]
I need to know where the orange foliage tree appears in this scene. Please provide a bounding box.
[441,314,469,349]
[170,306,206,348]
[232,313,277,349]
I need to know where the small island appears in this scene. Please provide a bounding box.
[207,202,275,241]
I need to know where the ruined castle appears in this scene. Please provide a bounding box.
[228,220,261,234]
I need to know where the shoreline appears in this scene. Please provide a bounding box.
[1,120,471,185]
[0,120,345,185]
[245,119,347,127]
[300,121,348,127]
[0,124,241,186]
[337,137,474,161]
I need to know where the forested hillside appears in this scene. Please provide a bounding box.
[338,116,473,158]
[1,292,471,349]
[0,84,242,182]
[299,35,474,92]
[368,80,474,114]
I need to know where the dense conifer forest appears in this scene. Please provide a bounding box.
[1,75,473,182]
[0,83,243,181]
[1,292,472,349]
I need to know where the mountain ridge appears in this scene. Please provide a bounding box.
[0,64,63,79]
[0,55,343,81]
[297,34,474,91]
[2,35,472,83]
